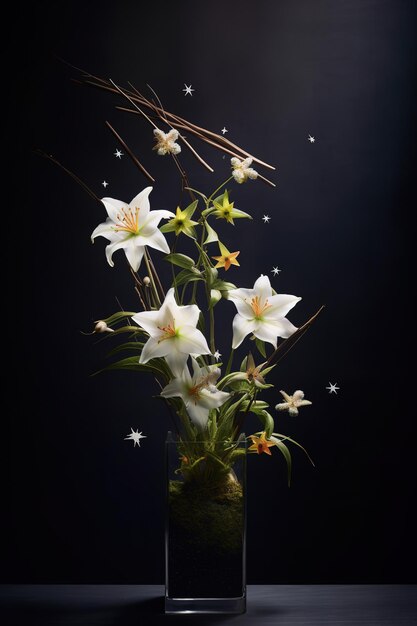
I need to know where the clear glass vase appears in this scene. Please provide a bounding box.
[165,431,247,614]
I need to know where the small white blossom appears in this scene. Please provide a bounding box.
[275,390,312,416]
[94,320,114,333]
[153,128,181,156]
[231,157,258,184]
[213,350,222,361]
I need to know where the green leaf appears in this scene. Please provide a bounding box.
[256,410,275,438]
[211,279,237,292]
[203,222,219,244]
[102,311,137,326]
[106,341,145,358]
[273,433,315,467]
[111,325,146,336]
[174,268,204,287]
[198,311,205,333]
[95,356,170,380]
[228,379,250,392]
[164,253,196,269]
[274,439,292,487]
[229,448,247,462]
[242,400,269,412]
[255,338,267,358]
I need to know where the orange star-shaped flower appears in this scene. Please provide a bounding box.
[212,242,240,271]
[248,432,275,455]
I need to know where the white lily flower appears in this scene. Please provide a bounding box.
[132,288,211,375]
[231,156,258,184]
[91,187,174,271]
[228,275,301,349]
[161,358,230,430]
[153,128,181,156]
[275,390,312,416]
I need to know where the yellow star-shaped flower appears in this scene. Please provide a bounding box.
[248,432,275,456]
[160,201,198,238]
[212,190,252,225]
[212,242,240,271]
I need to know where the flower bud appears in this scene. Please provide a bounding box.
[94,320,114,333]
[143,276,151,287]
[209,289,222,308]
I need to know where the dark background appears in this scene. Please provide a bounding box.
[8,0,416,583]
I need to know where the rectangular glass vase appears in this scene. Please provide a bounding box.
[165,432,246,614]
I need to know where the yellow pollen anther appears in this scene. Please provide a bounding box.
[250,296,271,318]
[114,206,140,234]
[157,323,177,343]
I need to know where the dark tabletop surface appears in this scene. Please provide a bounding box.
[1,585,416,626]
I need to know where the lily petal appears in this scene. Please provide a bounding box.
[232,314,256,349]
[177,326,211,357]
[124,241,145,272]
[169,303,200,329]
[101,198,128,223]
[264,294,302,319]
[253,275,272,301]
[254,317,298,344]
[185,401,210,430]
[144,228,171,254]
[140,209,175,234]
[129,187,152,220]
[139,336,170,363]
[105,238,130,268]
[91,218,117,242]
[132,309,161,335]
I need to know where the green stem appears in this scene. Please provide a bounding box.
[225,349,234,376]
[191,218,207,303]
[207,175,234,203]
[209,302,215,358]
[144,250,161,308]
[170,238,180,302]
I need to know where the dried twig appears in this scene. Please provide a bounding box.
[262,306,325,370]
[105,120,155,183]
[36,150,100,203]
[76,73,276,182]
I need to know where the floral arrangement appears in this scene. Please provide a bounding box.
[46,68,323,488]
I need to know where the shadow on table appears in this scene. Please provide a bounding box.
[1,594,286,625]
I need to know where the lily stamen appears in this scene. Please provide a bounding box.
[250,295,271,318]
[157,322,177,343]
[114,206,140,234]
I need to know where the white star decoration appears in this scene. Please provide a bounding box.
[124,428,147,447]
[326,382,340,394]
[221,127,228,135]
[271,267,281,276]
[262,215,271,223]
[102,181,109,188]
[183,84,194,96]
[114,149,123,158]
[213,350,222,361]
[308,134,315,143]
